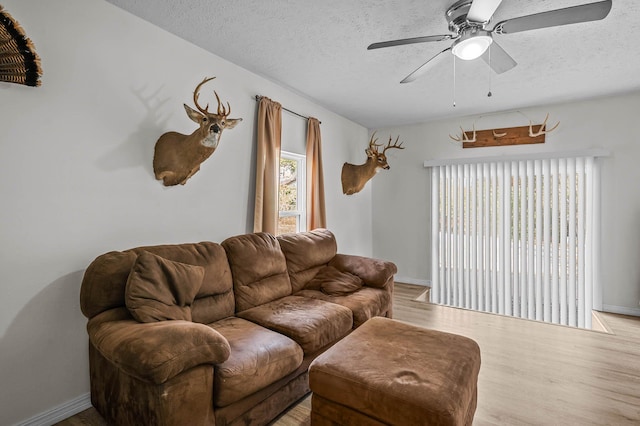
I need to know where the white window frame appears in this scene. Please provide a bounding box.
[278,151,307,234]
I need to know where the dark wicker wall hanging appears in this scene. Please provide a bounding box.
[0,5,42,87]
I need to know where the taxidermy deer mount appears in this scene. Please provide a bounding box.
[153,76,242,186]
[341,133,404,195]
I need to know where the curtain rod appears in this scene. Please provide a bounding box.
[254,95,321,124]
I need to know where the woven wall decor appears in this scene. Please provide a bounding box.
[0,5,42,87]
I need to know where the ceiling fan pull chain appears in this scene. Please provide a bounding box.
[488,45,492,97]
[453,55,456,107]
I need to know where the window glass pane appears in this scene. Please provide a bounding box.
[278,153,304,235]
[278,216,297,235]
[279,158,298,212]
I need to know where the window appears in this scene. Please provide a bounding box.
[278,151,306,235]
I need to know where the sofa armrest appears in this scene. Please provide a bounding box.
[87,308,231,385]
[329,254,397,289]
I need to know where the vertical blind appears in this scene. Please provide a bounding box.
[426,152,604,329]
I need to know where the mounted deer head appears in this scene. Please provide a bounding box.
[153,76,242,186]
[341,133,404,195]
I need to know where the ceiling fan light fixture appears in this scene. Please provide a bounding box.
[452,30,493,60]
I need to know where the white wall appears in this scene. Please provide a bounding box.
[0,0,371,424]
[372,92,640,314]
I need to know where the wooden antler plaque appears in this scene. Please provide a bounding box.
[462,126,545,149]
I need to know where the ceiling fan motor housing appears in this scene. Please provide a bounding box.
[446,0,490,32]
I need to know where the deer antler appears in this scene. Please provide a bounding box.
[193,76,216,114]
[529,113,560,137]
[367,132,382,153]
[382,135,405,154]
[214,91,231,117]
[449,124,476,143]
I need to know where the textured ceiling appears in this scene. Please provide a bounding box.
[105,0,640,128]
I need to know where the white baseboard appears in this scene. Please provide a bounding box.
[14,393,91,426]
[394,276,431,287]
[601,304,640,317]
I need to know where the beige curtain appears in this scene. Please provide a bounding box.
[254,97,282,234]
[306,117,326,230]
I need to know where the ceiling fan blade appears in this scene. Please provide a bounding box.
[481,40,517,74]
[492,0,612,34]
[400,47,451,84]
[368,34,453,50]
[467,0,503,23]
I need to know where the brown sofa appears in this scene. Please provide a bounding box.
[79,229,397,426]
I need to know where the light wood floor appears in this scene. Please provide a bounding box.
[57,283,640,425]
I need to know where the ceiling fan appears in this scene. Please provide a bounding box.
[368,0,612,83]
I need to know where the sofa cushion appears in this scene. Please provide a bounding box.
[306,265,364,296]
[125,251,204,322]
[296,286,391,328]
[329,253,397,288]
[80,242,235,324]
[237,296,353,354]
[209,317,303,407]
[222,233,292,312]
[277,229,337,292]
[81,250,140,318]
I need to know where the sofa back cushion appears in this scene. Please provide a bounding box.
[306,265,364,296]
[80,242,235,324]
[221,232,292,312]
[125,251,205,322]
[277,229,337,292]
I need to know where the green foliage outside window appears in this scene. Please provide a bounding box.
[278,157,300,234]
[279,158,298,212]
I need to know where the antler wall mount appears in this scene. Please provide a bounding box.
[341,132,405,195]
[450,113,559,148]
[153,76,242,186]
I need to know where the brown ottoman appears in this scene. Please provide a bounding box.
[309,317,481,426]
